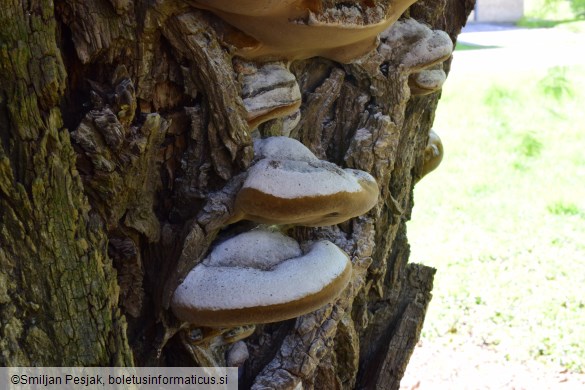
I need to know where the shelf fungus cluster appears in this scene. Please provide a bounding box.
[171,136,378,334]
[190,0,418,63]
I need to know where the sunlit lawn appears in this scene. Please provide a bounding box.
[408,63,585,373]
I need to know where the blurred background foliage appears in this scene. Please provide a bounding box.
[407,0,585,375]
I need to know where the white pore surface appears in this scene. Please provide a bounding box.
[345,168,376,184]
[244,159,367,198]
[172,240,349,310]
[253,136,318,162]
[381,18,425,43]
[205,229,302,269]
[379,19,452,69]
[403,30,452,69]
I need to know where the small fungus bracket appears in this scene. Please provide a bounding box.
[420,128,443,180]
[378,18,453,96]
[235,60,302,130]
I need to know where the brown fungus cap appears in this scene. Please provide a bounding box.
[190,0,418,63]
[171,229,352,327]
[421,129,443,179]
[230,137,379,227]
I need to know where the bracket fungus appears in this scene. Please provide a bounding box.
[171,229,352,327]
[190,0,418,62]
[230,137,379,226]
[238,62,302,129]
[379,18,453,95]
[421,129,443,179]
[379,18,453,71]
[408,65,447,96]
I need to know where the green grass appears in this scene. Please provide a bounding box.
[517,17,582,28]
[547,201,584,216]
[524,0,577,20]
[455,43,500,51]
[518,0,585,30]
[408,64,585,373]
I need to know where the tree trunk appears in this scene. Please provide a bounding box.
[0,0,473,388]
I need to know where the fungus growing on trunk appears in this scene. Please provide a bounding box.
[408,66,447,96]
[230,137,379,226]
[421,129,443,179]
[171,229,352,327]
[379,18,453,71]
[238,62,302,129]
[190,0,418,62]
[378,18,453,95]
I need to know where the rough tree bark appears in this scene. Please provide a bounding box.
[0,0,473,388]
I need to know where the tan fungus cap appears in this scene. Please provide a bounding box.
[171,229,352,327]
[231,137,379,227]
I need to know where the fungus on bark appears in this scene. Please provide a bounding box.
[230,137,379,227]
[378,18,453,96]
[379,18,453,70]
[408,66,447,96]
[420,129,443,179]
[190,0,418,62]
[237,61,302,129]
[171,229,352,327]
